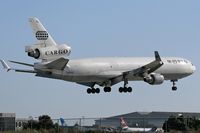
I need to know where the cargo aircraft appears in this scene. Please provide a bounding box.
[0,18,196,94]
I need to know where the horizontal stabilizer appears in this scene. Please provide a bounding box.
[45,57,69,70]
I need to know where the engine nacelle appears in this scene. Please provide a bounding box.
[143,73,164,85]
[25,44,71,60]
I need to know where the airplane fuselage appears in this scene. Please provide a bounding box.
[35,57,195,85]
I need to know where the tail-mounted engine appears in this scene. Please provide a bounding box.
[25,44,71,61]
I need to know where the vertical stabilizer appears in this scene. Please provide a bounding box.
[120,117,129,129]
[26,17,71,61]
[29,17,57,46]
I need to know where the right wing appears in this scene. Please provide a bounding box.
[104,51,164,86]
[123,51,163,77]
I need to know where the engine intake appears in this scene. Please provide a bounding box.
[28,48,40,59]
[143,73,164,85]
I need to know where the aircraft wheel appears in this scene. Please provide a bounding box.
[107,87,111,92]
[119,87,123,93]
[91,88,96,94]
[87,88,91,94]
[127,87,132,92]
[104,87,111,92]
[172,86,177,91]
[104,87,107,92]
[96,88,100,93]
[123,87,128,93]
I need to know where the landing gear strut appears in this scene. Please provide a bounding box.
[119,78,132,93]
[171,80,177,91]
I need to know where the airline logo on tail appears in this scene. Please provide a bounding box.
[35,31,49,40]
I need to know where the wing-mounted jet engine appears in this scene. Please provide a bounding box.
[26,17,71,61]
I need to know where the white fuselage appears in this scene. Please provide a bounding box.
[122,127,152,132]
[35,57,195,85]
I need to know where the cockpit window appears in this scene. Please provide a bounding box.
[167,60,172,63]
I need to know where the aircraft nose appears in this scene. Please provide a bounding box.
[191,65,196,73]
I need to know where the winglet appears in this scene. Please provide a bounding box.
[154,51,163,65]
[0,60,11,72]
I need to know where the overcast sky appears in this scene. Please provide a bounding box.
[0,0,200,120]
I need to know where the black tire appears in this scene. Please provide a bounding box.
[104,87,110,92]
[104,87,107,92]
[119,87,123,93]
[87,88,91,94]
[124,87,128,93]
[107,87,111,92]
[127,87,132,92]
[96,88,100,93]
[172,86,177,91]
[91,88,96,93]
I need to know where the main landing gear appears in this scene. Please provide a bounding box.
[86,87,111,94]
[119,78,132,93]
[104,87,111,92]
[171,80,178,91]
[87,78,133,94]
[87,88,100,94]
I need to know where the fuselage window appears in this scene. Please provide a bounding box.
[167,60,172,63]
[172,60,177,64]
[184,60,188,63]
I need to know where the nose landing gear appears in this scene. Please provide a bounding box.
[171,80,178,91]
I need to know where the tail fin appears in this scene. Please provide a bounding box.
[29,17,56,46]
[26,17,71,61]
[60,118,67,126]
[120,117,129,128]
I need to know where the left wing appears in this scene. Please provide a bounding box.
[1,57,69,74]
